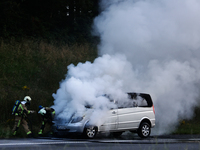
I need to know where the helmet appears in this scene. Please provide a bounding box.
[24,96,31,102]
[39,105,43,110]
[38,108,46,115]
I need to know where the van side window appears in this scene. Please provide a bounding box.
[127,93,153,107]
[110,93,153,109]
[118,100,133,109]
[132,97,148,107]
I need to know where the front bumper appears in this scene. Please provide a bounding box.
[52,122,85,135]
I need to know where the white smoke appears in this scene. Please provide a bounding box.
[53,0,200,135]
[52,54,135,125]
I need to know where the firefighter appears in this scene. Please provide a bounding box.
[38,105,55,136]
[12,96,35,137]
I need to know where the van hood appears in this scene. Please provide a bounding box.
[53,108,94,125]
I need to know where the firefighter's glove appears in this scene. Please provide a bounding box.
[30,110,35,113]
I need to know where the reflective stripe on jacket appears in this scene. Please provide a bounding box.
[15,103,30,116]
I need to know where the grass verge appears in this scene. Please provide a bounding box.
[0,38,97,138]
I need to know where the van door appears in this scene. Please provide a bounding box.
[99,109,118,132]
[117,107,141,130]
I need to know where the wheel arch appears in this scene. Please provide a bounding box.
[84,121,98,131]
[139,118,152,128]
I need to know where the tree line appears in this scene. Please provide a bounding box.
[0,0,99,43]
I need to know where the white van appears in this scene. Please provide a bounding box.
[52,93,155,139]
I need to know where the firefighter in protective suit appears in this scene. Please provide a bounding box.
[12,96,35,137]
[38,105,55,136]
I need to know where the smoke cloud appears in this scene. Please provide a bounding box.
[52,0,200,135]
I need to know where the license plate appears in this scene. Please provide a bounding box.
[57,125,67,130]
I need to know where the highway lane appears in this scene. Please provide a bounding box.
[0,135,200,150]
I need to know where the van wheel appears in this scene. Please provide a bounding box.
[112,132,123,138]
[83,126,97,139]
[137,122,151,138]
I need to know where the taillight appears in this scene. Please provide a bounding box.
[153,105,155,114]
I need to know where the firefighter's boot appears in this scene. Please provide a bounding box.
[13,131,17,136]
[27,131,32,138]
[38,129,43,136]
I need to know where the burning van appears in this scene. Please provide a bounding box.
[52,93,155,139]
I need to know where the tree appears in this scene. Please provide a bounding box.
[0,0,100,43]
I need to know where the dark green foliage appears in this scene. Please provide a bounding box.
[0,0,99,43]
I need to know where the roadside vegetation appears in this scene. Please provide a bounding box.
[173,107,200,135]
[0,38,97,138]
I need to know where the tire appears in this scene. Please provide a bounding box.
[83,126,97,139]
[137,122,151,138]
[112,132,123,138]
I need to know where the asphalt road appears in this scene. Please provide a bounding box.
[0,134,200,150]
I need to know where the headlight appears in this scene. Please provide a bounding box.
[71,116,83,123]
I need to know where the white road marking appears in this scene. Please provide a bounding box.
[185,138,200,142]
[0,141,90,146]
[1,138,200,147]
